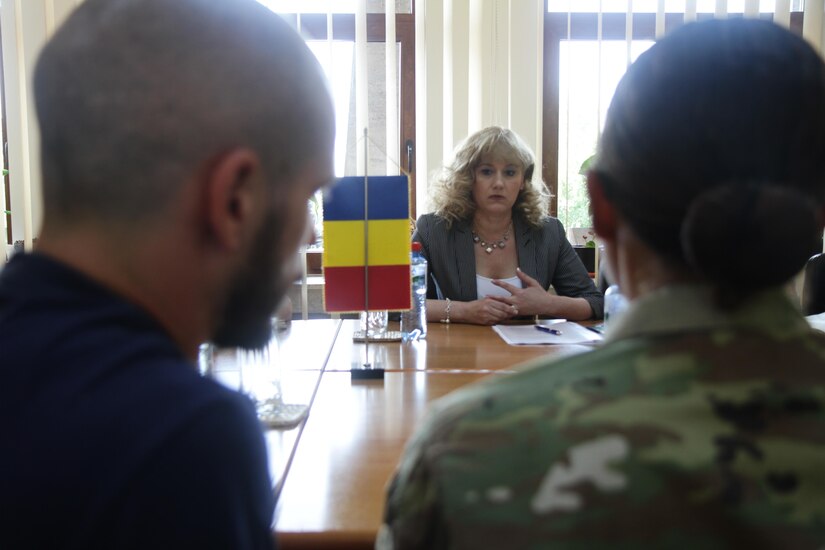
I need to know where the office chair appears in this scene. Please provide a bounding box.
[802,253,825,315]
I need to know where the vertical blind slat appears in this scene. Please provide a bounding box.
[494,0,509,127]
[685,0,698,22]
[355,0,368,174]
[489,0,498,126]
[803,0,824,54]
[451,0,470,148]
[775,0,791,27]
[533,0,543,177]
[12,0,34,249]
[443,0,454,160]
[386,0,399,173]
[656,0,665,38]
[626,0,634,67]
[467,0,483,133]
[597,0,604,140]
[562,1,571,223]
[3,0,80,247]
[414,0,431,215]
[45,0,56,37]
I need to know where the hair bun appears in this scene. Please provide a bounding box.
[681,183,820,294]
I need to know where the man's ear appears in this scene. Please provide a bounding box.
[587,171,618,241]
[203,148,263,251]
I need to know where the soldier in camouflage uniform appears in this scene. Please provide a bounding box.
[379,18,825,549]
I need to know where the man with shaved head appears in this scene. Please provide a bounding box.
[0,0,334,548]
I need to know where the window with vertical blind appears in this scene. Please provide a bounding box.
[543,0,809,232]
[0,1,416,250]
[256,1,417,247]
[2,1,822,250]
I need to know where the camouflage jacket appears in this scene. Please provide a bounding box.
[378,286,825,549]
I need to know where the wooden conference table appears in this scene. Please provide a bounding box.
[216,319,597,549]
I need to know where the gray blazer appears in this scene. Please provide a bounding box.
[412,213,604,319]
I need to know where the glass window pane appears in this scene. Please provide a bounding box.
[557,39,653,231]
[307,41,399,178]
[341,43,393,177]
[304,40,402,243]
[306,41,354,177]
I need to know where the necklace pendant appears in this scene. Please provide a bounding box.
[473,222,512,254]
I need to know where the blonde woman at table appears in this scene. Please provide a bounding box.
[381,19,825,549]
[412,127,603,325]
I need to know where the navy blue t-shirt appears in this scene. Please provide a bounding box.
[0,253,275,549]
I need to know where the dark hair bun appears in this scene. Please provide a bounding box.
[681,184,820,295]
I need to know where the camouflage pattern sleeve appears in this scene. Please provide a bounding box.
[378,432,443,549]
[378,395,472,549]
[377,354,597,549]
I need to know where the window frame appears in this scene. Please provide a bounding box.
[282,12,418,217]
[541,8,804,218]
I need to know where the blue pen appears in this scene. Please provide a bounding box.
[535,325,562,336]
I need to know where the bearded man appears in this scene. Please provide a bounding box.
[0,1,334,548]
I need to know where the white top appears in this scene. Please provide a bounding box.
[476,274,521,299]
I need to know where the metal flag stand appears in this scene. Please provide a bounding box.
[351,127,386,380]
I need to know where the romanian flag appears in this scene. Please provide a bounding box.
[322,175,411,312]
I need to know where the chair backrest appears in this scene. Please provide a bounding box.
[802,253,825,315]
[597,258,611,294]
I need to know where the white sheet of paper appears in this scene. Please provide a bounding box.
[492,322,603,346]
[806,312,825,333]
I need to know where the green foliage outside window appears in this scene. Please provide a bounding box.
[556,153,595,233]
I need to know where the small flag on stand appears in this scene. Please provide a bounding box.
[322,175,411,313]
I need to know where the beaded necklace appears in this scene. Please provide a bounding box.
[472,223,511,254]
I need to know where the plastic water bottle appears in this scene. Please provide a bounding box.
[400,242,428,340]
[604,284,629,326]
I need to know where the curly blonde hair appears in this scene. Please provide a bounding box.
[429,126,551,228]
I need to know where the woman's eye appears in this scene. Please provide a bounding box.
[505,169,517,177]
[479,168,493,176]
